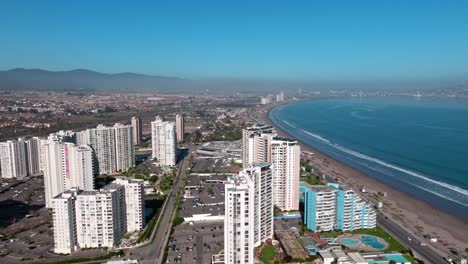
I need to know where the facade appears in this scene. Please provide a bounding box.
[271,138,300,211]
[51,178,144,253]
[114,124,135,172]
[224,163,274,264]
[51,188,78,254]
[151,116,177,166]
[25,137,42,176]
[131,116,143,145]
[241,124,276,168]
[336,188,377,231]
[224,174,255,264]
[176,114,185,143]
[247,132,273,166]
[43,141,94,207]
[114,178,145,232]
[75,185,126,248]
[303,183,376,232]
[0,139,28,179]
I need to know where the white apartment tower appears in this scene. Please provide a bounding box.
[176,114,185,143]
[77,124,134,174]
[75,185,126,248]
[224,174,255,264]
[114,178,145,232]
[271,138,300,211]
[43,142,94,207]
[151,116,177,166]
[51,188,78,254]
[242,124,276,168]
[0,139,28,179]
[224,163,274,264]
[247,133,273,166]
[131,116,143,146]
[114,124,135,171]
[25,137,42,176]
[240,163,273,246]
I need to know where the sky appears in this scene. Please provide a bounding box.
[1,0,468,81]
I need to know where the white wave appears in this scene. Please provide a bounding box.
[283,121,296,129]
[350,157,468,207]
[301,129,468,197]
[300,129,331,144]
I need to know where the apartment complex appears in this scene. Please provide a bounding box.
[51,178,144,254]
[224,173,255,264]
[0,139,28,179]
[242,124,301,211]
[241,124,276,168]
[303,183,376,232]
[114,178,145,232]
[43,142,94,207]
[131,116,143,145]
[176,114,185,143]
[25,137,42,176]
[224,163,274,264]
[151,116,177,166]
[76,123,134,174]
[271,138,301,211]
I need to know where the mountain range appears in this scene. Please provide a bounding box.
[0,68,189,91]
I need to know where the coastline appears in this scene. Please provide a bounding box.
[257,102,467,256]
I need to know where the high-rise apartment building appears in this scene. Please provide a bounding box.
[224,173,255,264]
[131,116,143,145]
[114,124,135,171]
[271,138,300,211]
[224,163,274,264]
[247,132,273,165]
[303,183,376,232]
[51,188,79,254]
[0,139,28,179]
[151,116,177,166]
[75,184,126,248]
[176,114,185,143]
[242,124,276,168]
[51,178,144,254]
[25,137,42,176]
[76,124,134,174]
[43,142,94,207]
[243,124,300,211]
[114,178,145,232]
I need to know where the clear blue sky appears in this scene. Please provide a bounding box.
[1,0,468,81]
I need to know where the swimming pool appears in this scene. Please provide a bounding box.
[361,235,386,250]
[340,237,359,247]
[384,253,409,263]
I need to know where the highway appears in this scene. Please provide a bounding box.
[128,147,192,264]
[378,213,447,264]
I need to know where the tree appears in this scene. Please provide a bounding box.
[389,260,397,264]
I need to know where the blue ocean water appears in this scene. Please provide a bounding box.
[269,97,468,220]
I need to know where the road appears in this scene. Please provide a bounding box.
[128,146,192,264]
[378,213,447,264]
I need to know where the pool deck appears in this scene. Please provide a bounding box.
[337,234,389,251]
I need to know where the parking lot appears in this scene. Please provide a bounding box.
[166,222,224,264]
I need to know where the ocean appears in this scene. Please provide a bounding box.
[269,97,468,220]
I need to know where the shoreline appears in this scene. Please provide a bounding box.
[257,102,467,257]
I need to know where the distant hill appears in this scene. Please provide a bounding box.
[0,68,190,91]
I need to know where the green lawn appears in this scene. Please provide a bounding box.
[260,246,277,264]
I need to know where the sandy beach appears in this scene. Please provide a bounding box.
[255,104,468,257]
